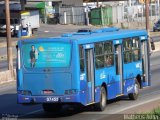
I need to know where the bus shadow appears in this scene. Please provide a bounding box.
[21,104,85,119]
[22,96,131,119]
[0,93,84,119]
[0,93,131,119]
[0,93,101,119]
[108,96,131,104]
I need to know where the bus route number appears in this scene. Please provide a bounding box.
[46,97,59,102]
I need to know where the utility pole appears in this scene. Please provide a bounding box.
[5,0,14,77]
[145,0,150,33]
[145,0,151,51]
[96,0,99,8]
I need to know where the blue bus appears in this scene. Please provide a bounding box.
[17,27,151,111]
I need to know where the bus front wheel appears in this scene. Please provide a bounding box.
[95,86,107,111]
[128,81,140,100]
[42,103,62,112]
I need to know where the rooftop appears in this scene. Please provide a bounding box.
[20,27,147,44]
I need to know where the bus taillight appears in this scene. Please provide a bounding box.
[43,90,54,95]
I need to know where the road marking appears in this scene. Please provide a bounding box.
[19,109,43,117]
[114,96,160,114]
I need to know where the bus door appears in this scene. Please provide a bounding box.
[83,44,95,104]
[114,42,123,95]
[141,39,150,87]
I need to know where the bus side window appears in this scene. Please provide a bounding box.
[123,38,132,63]
[104,41,114,67]
[79,45,84,72]
[95,42,104,69]
[105,55,114,66]
[132,37,140,61]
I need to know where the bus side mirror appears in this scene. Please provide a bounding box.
[150,41,155,50]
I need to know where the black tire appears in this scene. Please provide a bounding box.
[95,86,107,111]
[128,80,140,100]
[42,103,62,112]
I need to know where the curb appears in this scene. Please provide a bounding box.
[0,41,17,48]
[0,69,16,85]
[151,41,160,53]
[98,97,160,120]
[116,96,160,114]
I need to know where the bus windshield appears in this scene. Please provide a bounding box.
[22,42,71,68]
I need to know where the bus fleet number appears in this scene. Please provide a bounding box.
[46,97,59,102]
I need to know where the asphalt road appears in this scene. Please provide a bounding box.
[0,51,160,120]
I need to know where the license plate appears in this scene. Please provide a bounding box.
[46,97,59,102]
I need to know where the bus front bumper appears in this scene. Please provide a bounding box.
[17,94,81,104]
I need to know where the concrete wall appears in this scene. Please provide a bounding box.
[59,6,85,25]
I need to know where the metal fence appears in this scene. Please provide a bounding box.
[112,5,124,24]
[58,4,160,28]
[122,4,160,29]
[59,6,85,25]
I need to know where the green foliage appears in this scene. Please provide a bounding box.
[133,107,160,120]
[152,107,160,116]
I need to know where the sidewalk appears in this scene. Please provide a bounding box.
[151,41,160,53]
[99,98,160,120]
[120,99,160,114]
[0,69,16,85]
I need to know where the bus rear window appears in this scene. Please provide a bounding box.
[22,42,71,68]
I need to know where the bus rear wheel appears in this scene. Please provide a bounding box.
[128,80,140,100]
[95,86,107,111]
[42,103,62,112]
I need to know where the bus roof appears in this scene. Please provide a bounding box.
[19,27,148,44]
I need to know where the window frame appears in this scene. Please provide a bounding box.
[79,45,85,73]
[94,41,114,69]
[123,37,141,64]
[123,38,133,64]
[132,37,141,62]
